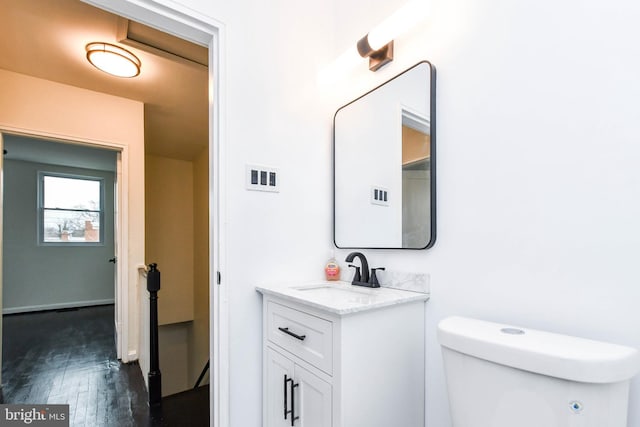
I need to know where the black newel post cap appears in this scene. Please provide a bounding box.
[147,263,161,292]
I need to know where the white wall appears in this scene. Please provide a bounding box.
[141,0,639,425]
[216,3,336,425]
[325,0,640,426]
[335,86,403,247]
[3,160,115,313]
[402,169,430,247]
[155,0,338,425]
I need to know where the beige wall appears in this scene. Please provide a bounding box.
[159,322,190,396]
[145,155,195,325]
[0,69,145,364]
[189,148,210,385]
[0,70,144,146]
[146,150,209,393]
[402,125,430,165]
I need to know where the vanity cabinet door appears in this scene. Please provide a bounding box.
[266,348,295,427]
[267,347,332,427]
[294,364,332,427]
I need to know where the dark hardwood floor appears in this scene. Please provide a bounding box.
[2,305,209,426]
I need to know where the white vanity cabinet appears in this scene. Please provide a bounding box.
[260,284,427,427]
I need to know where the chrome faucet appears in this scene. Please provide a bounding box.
[345,252,384,288]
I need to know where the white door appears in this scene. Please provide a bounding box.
[266,347,295,427]
[294,364,332,427]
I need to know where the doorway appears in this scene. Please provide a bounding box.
[2,135,118,312]
[1,133,123,349]
[0,0,224,424]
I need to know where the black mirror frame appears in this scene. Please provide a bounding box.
[332,60,436,250]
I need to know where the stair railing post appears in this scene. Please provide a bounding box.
[147,263,162,407]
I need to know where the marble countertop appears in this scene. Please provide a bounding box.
[256,280,429,315]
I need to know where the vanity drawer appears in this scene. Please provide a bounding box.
[267,301,333,375]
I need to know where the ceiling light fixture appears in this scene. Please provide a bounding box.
[86,42,141,78]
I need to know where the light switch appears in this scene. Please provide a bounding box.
[246,164,280,192]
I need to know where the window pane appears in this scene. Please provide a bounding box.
[43,209,100,242]
[44,176,101,210]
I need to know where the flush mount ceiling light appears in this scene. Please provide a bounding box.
[86,42,141,78]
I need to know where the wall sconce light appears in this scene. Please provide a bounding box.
[318,1,429,84]
[357,36,394,72]
[86,42,141,78]
[358,1,430,72]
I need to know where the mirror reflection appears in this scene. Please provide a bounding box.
[334,61,435,249]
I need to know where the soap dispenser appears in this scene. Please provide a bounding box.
[324,250,341,281]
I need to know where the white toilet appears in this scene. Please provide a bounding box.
[438,316,640,427]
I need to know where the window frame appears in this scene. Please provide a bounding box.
[37,171,106,247]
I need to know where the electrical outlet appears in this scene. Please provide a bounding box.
[246,165,279,192]
[371,186,389,206]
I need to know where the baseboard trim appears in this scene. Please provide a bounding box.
[2,299,115,315]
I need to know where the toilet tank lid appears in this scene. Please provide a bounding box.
[437,316,640,383]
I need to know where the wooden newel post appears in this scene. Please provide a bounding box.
[147,263,162,407]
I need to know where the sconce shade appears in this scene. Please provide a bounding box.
[357,1,429,72]
[86,42,141,78]
[357,35,394,72]
[317,0,428,79]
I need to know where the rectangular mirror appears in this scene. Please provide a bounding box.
[334,61,436,249]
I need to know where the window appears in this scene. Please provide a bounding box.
[39,173,104,244]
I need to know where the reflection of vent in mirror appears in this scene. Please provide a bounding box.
[402,109,431,248]
[371,186,390,206]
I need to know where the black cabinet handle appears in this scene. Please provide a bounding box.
[278,327,306,341]
[284,375,288,420]
[284,374,293,420]
[284,375,299,425]
[290,377,299,426]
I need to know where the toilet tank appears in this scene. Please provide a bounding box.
[438,316,640,427]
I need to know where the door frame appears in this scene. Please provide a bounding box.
[82,1,227,426]
[0,132,4,388]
